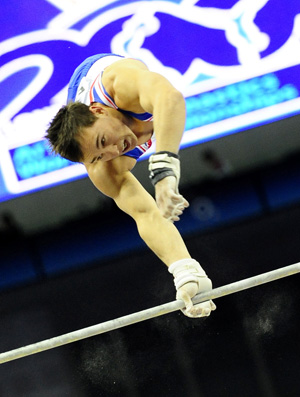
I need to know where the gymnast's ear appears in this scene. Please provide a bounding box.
[89,103,106,115]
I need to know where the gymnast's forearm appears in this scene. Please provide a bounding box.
[133,209,191,267]
[112,170,191,266]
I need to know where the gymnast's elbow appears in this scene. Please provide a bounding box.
[132,206,166,243]
[134,205,163,227]
[115,193,161,225]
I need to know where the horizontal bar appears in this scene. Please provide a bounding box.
[192,262,300,304]
[0,262,299,364]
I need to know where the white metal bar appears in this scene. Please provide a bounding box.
[0,262,299,364]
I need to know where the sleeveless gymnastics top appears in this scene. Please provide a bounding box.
[67,54,153,160]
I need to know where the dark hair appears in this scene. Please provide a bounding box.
[46,102,98,162]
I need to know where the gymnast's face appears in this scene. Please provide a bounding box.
[78,105,137,163]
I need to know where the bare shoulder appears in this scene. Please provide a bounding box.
[103,58,152,91]
[105,57,149,74]
[103,58,168,110]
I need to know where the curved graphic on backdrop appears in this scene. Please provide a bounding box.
[0,0,300,199]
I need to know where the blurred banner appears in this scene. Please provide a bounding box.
[1,0,300,202]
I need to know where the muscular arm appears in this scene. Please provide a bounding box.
[103,59,189,221]
[85,156,190,266]
[85,155,216,318]
[138,73,186,154]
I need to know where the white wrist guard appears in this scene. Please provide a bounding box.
[148,151,180,186]
[168,259,207,290]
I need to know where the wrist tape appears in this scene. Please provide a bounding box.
[168,259,207,290]
[148,151,180,186]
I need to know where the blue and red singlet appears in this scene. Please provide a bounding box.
[67,54,153,160]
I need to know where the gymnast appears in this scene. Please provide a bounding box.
[46,53,216,318]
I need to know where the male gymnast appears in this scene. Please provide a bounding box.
[46,53,216,318]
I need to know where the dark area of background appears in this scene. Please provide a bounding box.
[0,115,300,396]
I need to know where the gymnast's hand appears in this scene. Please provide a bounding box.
[168,258,216,318]
[177,278,216,318]
[155,176,189,222]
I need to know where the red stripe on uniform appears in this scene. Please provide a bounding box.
[138,138,152,152]
[97,79,118,109]
[89,77,97,103]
